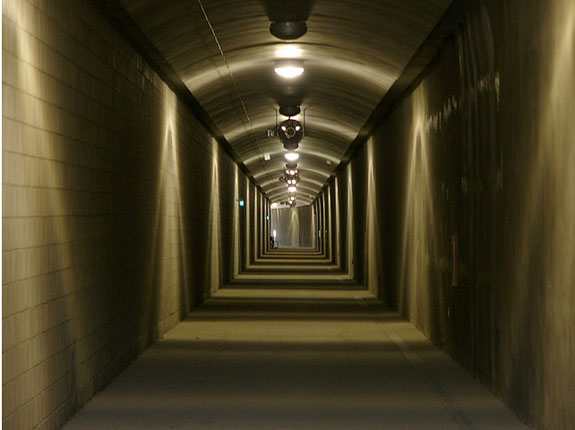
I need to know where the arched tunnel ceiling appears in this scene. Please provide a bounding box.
[118,0,453,205]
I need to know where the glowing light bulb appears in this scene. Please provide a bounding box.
[285,152,299,161]
[274,60,304,79]
[288,186,297,192]
[275,66,304,78]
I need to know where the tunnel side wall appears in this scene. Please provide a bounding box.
[343,1,575,428]
[2,0,254,428]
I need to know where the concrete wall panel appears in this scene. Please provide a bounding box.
[340,1,575,428]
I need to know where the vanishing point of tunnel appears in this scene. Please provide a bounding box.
[2,0,574,429]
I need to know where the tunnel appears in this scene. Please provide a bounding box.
[2,0,574,428]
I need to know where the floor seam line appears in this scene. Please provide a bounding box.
[353,295,473,429]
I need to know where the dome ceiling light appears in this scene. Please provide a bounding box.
[274,60,304,79]
[285,152,299,161]
[270,21,307,40]
[279,105,301,117]
[286,161,298,170]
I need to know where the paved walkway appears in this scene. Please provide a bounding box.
[64,288,526,429]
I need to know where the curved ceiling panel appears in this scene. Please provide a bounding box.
[119,0,452,205]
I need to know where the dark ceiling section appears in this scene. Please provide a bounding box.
[118,0,453,205]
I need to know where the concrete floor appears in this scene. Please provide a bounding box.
[64,288,526,429]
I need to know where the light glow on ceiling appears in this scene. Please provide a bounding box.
[276,45,302,58]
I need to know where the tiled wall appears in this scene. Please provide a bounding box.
[2,0,249,428]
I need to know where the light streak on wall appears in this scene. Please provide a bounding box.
[516,1,575,425]
[399,88,438,334]
[205,137,222,295]
[364,137,383,296]
[232,165,241,277]
[334,177,341,266]
[346,164,355,277]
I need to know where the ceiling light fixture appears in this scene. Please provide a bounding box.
[275,60,304,79]
[288,186,297,193]
[285,152,299,161]
[278,119,304,150]
[270,21,307,40]
[286,161,298,169]
[279,105,301,117]
[279,170,300,185]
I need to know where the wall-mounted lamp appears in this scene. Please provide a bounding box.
[239,200,245,207]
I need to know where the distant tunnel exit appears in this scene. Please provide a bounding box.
[270,205,316,248]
